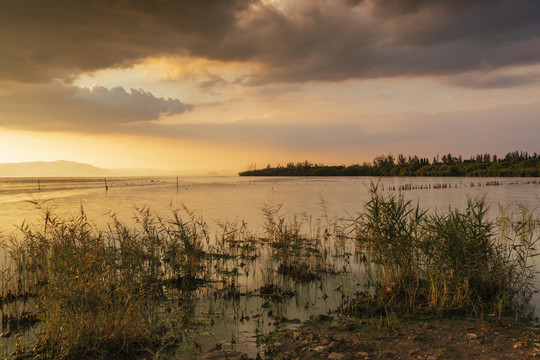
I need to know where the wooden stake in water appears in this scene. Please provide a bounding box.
[37,178,40,191]
[176,176,179,191]
[104,178,109,191]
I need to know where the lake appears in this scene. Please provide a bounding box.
[1,176,538,235]
[0,175,538,357]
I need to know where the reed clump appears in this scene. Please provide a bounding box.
[2,207,209,359]
[262,204,327,282]
[346,185,538,317]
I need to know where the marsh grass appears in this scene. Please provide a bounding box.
[345,185,538,318]
[262,204,329,282]
[2,207,211,359]
[0,191,537,359]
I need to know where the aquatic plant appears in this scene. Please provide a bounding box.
[0,191,536,359]
[262,203,328,282]
[346,185,538,317]
[1,208,209,359]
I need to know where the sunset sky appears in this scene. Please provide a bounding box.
[1,0,539,173]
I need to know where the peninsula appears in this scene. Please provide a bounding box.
[239,151,540,177]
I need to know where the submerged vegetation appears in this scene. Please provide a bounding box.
[239,150,540,177]
[0,186,538,359]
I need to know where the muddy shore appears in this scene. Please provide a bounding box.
[202,315,540,360]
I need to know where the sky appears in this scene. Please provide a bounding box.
[0,0,539,173]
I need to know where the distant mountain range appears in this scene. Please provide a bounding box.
[0,160,185,177]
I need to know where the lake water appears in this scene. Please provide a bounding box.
[1,176,539,236]
[0,176,539,356]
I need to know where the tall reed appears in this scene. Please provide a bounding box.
[349,185,538,317]
[2,207,209,359]
[262,203,327,282]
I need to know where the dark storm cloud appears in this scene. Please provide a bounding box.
[1,0,540,85]
[239,0,540,84]
[0,0,256,82]
[0,82,193,132]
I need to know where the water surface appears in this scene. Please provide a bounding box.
[0,176,538,356]
[1,176,538,235]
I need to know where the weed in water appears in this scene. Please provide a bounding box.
[2,208,209,359]
[345,184,538,318]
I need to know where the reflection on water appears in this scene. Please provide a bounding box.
[0,176,538,357]
[1,176,539,235]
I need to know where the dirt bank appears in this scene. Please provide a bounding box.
[258,315,540,360]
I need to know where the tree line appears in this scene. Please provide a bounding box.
[239,151,540,177]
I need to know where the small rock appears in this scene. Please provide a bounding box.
[314,345,328,353]
[466,333,478,340]
[514,342,523,349]
[321,337,331,345]
[328,353,345,360]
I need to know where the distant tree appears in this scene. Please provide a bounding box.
[398,154,407,166]
[238,150,538,177]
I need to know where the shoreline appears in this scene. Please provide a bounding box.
[203,315,540,359]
